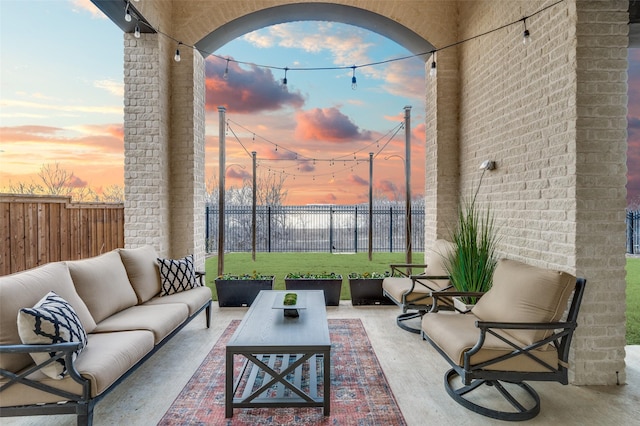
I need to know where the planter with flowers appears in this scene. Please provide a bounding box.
[284,272,343,306]
[348,271,395,306]
[215,272,275,307]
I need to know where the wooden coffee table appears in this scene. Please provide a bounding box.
[225,290,331,418]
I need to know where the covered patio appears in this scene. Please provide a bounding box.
[89,0,628,396]
[3,303,639,425]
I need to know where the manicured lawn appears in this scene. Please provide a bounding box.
[626,257,640,345]
[204,253,640,345]
[205,252,420,301]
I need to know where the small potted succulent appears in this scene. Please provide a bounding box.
[284,272,343,306]
[348,271,395,306]
[215,272,275,307]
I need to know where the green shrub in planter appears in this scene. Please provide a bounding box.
[215,272,274,307]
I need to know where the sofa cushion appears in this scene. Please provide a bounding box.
[0,262,96,374]
[92,304,189,344]
[67,251,138,323]
[144,285,212,316]
[17,291,88,379]
[119,246,161,303]
[471,258,575,345]
[157,254,199,296]
[0,329,156,407]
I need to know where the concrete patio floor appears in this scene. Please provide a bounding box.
[3,303,639,425]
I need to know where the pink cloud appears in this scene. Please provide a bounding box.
[295,107,372,142]
[349,174,368,186]
[205,57,305,114]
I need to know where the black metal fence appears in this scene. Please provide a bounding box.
[205,204,425,254]
[628,209,640,255]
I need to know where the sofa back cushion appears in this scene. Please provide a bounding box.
[0,262,96,373]
[471,258,575,345]
[118,246,161,304]
[67,251,138,323]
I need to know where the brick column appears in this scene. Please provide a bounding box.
[123,33,171,255]
[572,0,628,385]
[425,47,460,245]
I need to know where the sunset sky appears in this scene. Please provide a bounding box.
[1,1,639,206]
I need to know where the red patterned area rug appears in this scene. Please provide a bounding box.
[158,319,406,425]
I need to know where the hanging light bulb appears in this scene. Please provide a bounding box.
[223,58,230,80]
[174,42,181,62]
[134,23,140,38]
[522,17,531,45]
[429,51,437,78]
[124,2,132,22]
[351,66,357,90]
[281,67,288,90]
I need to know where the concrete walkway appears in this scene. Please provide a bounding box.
[3,303,639,425]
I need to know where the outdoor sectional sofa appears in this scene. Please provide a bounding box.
[0,246,212,425]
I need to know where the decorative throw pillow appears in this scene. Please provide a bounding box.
[17,291,88,380]
[157,254,199,296]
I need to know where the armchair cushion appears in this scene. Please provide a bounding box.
[422,312,559,372]
[471,259,575,345]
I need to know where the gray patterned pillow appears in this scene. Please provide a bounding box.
[17,291,88,379]
[157,254,199,296]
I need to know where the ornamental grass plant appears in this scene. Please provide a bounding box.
[445,197,499,304]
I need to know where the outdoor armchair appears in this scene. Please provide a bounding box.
[382,239,454,333]
[421,258,586,421]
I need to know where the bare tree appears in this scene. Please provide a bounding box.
[101,185,125,203]
[257,171,288,206]
[4,180,43,195]
[37,163,77,196]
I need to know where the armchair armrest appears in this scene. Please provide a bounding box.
[429,291,486,312]
[390,264,428,277]
[0,342,83,354]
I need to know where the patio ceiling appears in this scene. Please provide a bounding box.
[95,0,640,47]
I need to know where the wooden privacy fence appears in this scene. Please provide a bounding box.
[0,194,124,275]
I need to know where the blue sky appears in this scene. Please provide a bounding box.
[0,0,638,206]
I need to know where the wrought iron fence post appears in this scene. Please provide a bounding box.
[205,205,210,251]
[354,206,358,253]
[330,207,334,253]
[389,207,393,252]
[268,206,272,253]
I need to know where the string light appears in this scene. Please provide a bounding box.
[223,58,230,80]
[124,2,132,22]
[429,51,437,78]
[134,22,141,38]
[129,0,562,83]
[174,42,181,62]
[351,66,357,90]
[522,17,531,45]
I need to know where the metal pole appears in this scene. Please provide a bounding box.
[217,106,226,276]
[368,152,373,261]
[251,151,257,261]
[404,106,412,265]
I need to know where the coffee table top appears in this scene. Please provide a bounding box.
[226,290,330,352]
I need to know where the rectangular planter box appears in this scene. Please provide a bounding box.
[348,278,395,306]
[284,277,342,306]
[453,296,474,313]
[215,277,274,307]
